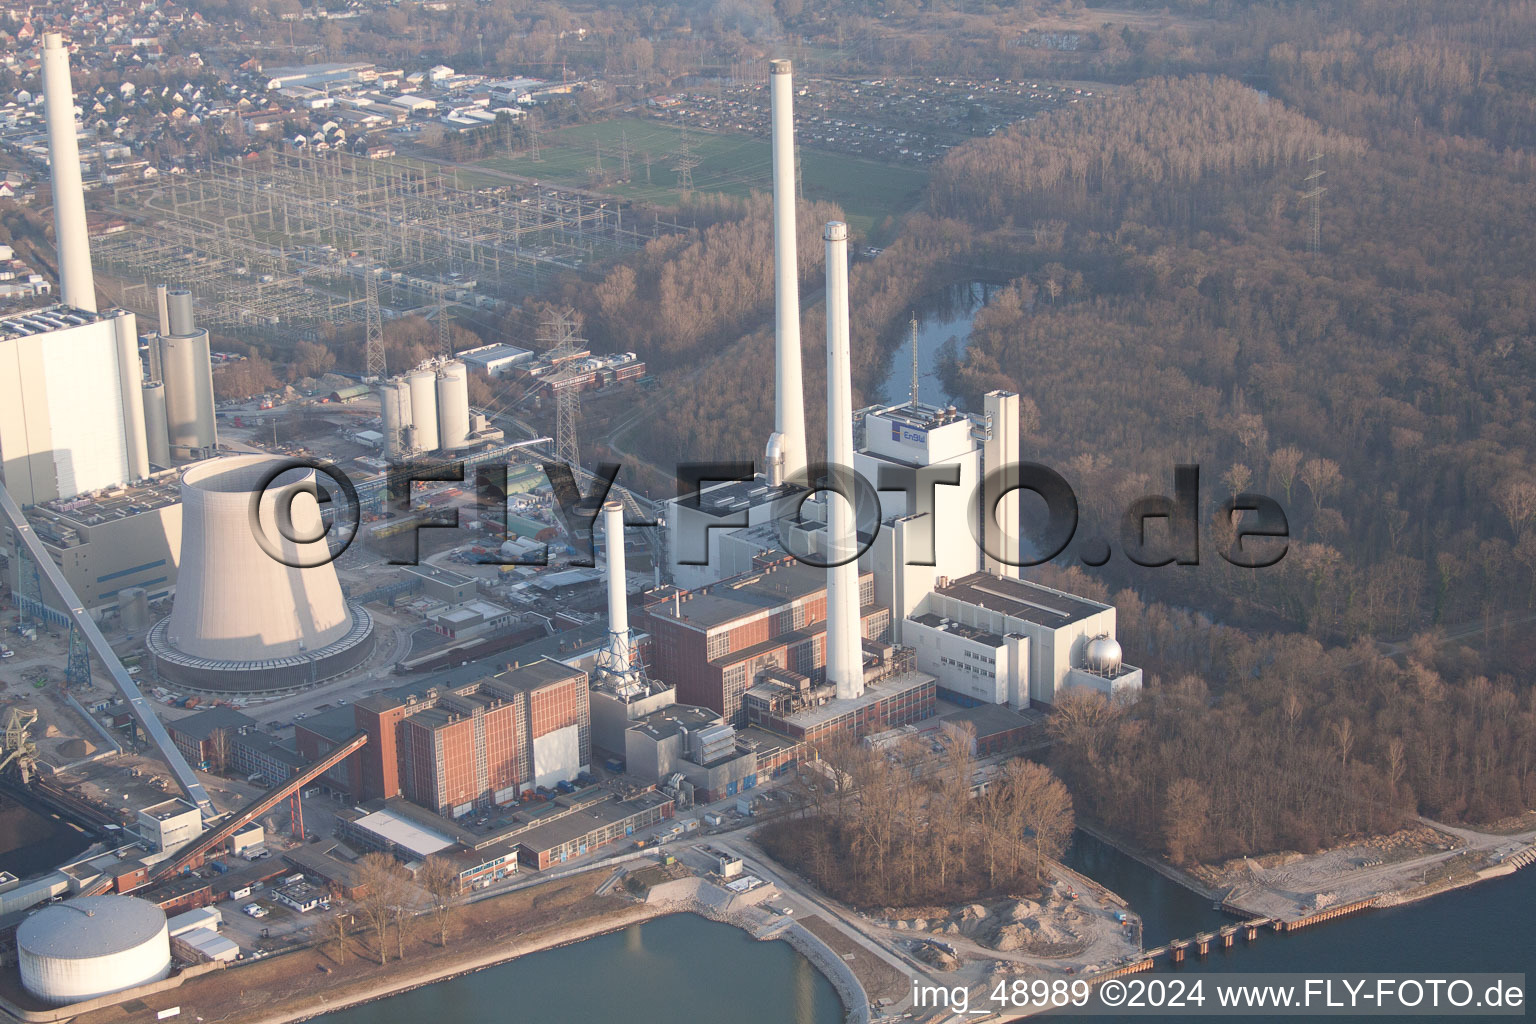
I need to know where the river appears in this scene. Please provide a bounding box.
[308,913,844,1024]
[875,280,999,407]
[1063,829,1535,1024]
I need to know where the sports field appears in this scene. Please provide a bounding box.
[471,117,928,237]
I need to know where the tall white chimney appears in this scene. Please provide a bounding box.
[41,34,95,313]
[983,390,1021,579]
[765,58,807,487]
[603,499,630,675]
[823,221,863,700]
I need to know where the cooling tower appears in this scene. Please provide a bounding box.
[112,312,149,481]
[823,221,864,700]
[159,291,216,456]
[378,378,413,460]
[765,57,807,486]
[146,455,374,693]
[408,368,439,453]
[141,381,170,468]
[41,34,94,313]
[435,360,470,451]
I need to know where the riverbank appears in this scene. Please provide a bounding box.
[59,863,863,1024]
[1078,817,1536,927]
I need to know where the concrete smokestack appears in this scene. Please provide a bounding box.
[765,58,807,487]
[603,499,630,675]
[155,284,171,336]
[112,311,150,481]
[41,34,95,312]
[983,390,1021,579]
[823,221,863,700]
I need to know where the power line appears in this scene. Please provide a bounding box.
[1302,153,1326,256]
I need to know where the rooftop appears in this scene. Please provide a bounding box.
[27,473,182,539]
[777,670,936,729]
[935,571,1109,628]
[628,704,722,742]
[352,807,456,858]
[651,561,856,632]
[140,798,198,821]
[908,611,1007,648]
[0,304,106,337]
[166,706,257,742]
[514,791,672,854]
[676,477,807,520]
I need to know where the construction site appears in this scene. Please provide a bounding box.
[91,150,674,341]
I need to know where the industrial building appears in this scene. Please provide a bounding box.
[904,572,1142,707]
[458,342,533,377]
[145,455,377,692]
[299,658,590,815]
[151,288,218,461]
[740,647,937,745]
[8,473,183,612]
[136,799,203,856]
[16,895,171,1005]
[623,704,761,803]
[644,559,891,727]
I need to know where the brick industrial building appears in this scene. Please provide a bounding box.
[643,559,891,726]
[297,658,591,817]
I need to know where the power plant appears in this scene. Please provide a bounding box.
[145,455,375,692]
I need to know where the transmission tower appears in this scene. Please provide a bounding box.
[527,112,542,162]
[909,311,920,407]
[436,284,452,356]
[619,129,632,180]
[1302,154,1326,256]
[672,127,700,193]
[364,269,386,380]
[537,308,587,467]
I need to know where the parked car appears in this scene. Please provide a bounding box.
[243,903,267,918]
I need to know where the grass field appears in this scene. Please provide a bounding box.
[470,117,929,238]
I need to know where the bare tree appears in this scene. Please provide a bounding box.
[207,728,231,774]
[1011,761,1075,882]
[355,852,407,964]
[1300,457,1342,511]
[1270,446,1304,505]
[419,856,460,948]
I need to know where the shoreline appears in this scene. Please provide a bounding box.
[232,897,863,1024]
[1077,819,1536,926]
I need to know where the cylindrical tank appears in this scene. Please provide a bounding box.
[378,378,413,460]
[435,360,470,451]
[17,896,171,1005]
[603,500,629,674]
[164,455,352,661]
[141,381,170,467]
[408,368,439,453]
[161,326,216,455]
[113,313,150,480]
[166,288,195,336]
[118,587,151,633]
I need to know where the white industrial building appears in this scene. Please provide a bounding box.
[459,342,532,377]
[17,896,172,1005]
[904,571,1141,708]
[136,797,203,854]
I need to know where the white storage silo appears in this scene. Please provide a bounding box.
[378,378,413,460]
[408,368,439,453]
[141,380,171,468]
[17,896,171,1005]
[435,360,470,451]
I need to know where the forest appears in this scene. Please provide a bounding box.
[759,731,1075,909]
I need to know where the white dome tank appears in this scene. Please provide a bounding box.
[18,896,171,1005]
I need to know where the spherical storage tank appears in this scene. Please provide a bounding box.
[18,896,171,1005]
